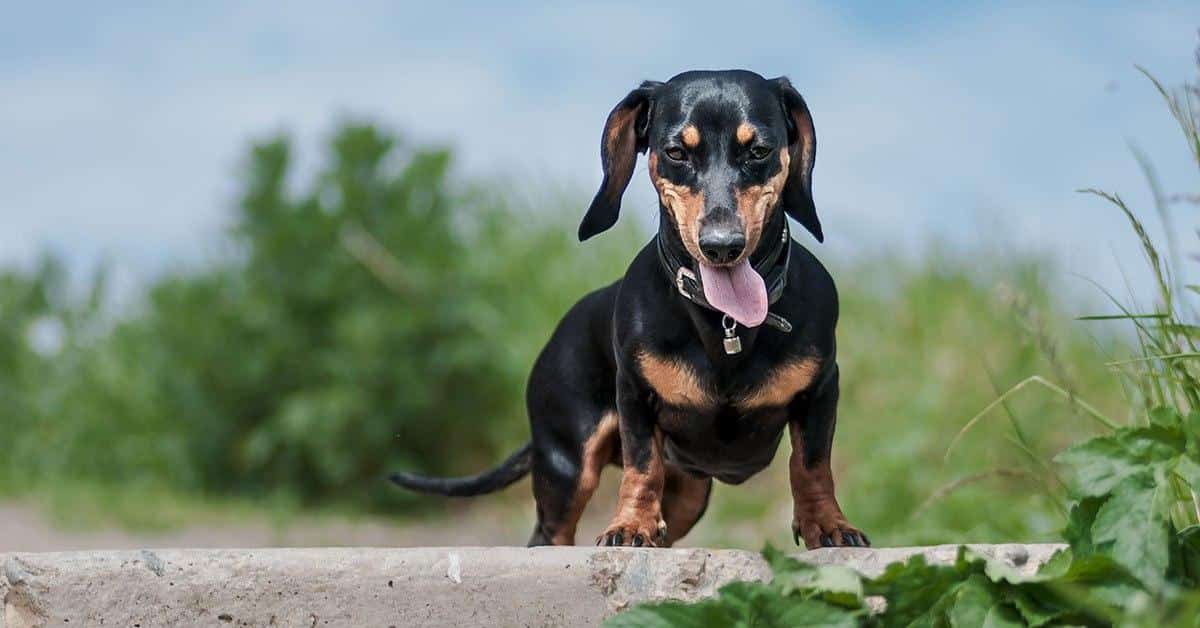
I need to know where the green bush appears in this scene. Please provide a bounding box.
[0,124,639,512]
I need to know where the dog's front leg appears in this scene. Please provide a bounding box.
[788,365,870,549]
[597,372,667,547]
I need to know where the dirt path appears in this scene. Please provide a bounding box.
[0,501,554,552]
[0,480,627,552]
[0,468,781,552]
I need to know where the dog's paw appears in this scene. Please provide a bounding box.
[793,508,870,549]
[596,515,668,547]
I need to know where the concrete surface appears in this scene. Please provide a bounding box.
[0,544,1064,627]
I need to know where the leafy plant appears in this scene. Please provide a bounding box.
[608,544,1133,627]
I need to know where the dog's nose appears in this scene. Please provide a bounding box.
[698,229,746,265]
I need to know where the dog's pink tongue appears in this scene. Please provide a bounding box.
[698,260,768,327]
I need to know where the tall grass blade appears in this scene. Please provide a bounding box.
[1076,313,1167,321]
[945,375,1117,464]
[912,468,1038,520]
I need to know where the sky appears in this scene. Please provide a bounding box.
[2,2,1198,306]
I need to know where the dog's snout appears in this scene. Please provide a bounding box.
[698,203,745,264]
[698,228,746,265]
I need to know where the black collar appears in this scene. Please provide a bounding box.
[656,223,793,332]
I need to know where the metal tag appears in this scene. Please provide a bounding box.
[721,315,742,355]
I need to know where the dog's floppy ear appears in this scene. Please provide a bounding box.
[579,81,663,241]
[772,77,822,243]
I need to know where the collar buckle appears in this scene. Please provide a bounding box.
[675,266,698,300]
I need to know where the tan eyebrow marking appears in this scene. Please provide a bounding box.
[681,125,701,148]
[736,123,756,145]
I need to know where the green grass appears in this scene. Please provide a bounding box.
[2,479,298,532]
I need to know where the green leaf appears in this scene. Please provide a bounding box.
[1153,322,1200,336]
[1076,313,1169,320]
[867,553,973,626]
[1039,553,1142,610]
[981,603,1025,628]
[958,549,1064,626]
[771,599,861,628]
[1063,497,1104,555]
[790,566,864,609]
[603,600,732,628]
[947,574,998,628]
[1006,590,1062,628]
[1173,455,1200,492]
[1090,475,1171,587]
[1176,525,1200,586]
[1106,351,1200,366]
[602,581,860,628]
[1150,406,1183,428]
[1033,547,1073,578]
[1023,551,1137,623]
[1054,426,1184,498]
[978,550,1034,585]
[762,546,865,609]
[1187,411,1200,458]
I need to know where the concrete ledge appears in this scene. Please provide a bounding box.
[1,544,1063,627]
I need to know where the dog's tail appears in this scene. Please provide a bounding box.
[389,442,533,497]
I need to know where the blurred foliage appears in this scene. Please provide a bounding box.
[0,123,638,514]
[0,121,1131,544]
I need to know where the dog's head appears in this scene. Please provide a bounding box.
[578,70,820,261]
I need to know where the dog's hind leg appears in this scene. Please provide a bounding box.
[660,466,713,546]
[528,411,619,546]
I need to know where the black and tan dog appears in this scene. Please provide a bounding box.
[392,70,867,550]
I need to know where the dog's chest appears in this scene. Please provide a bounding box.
[638,350,820,473]
[637,350,822,418]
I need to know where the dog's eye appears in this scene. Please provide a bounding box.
[663,147,687,162]
[749,146,772,160]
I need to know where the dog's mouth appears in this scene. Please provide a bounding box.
[697,258,768,328]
